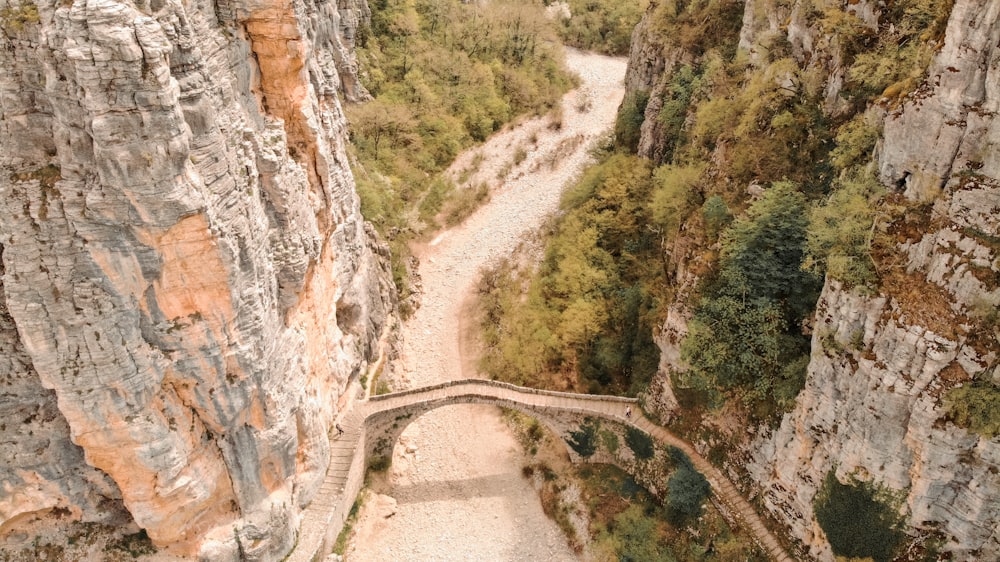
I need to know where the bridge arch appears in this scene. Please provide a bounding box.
[361,392,601,465]
[360,379,638,466]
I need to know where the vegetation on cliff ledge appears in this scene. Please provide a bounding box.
[813,470,906,562]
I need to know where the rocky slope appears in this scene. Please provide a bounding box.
[0,0,394,558]
[626,0,1000,559]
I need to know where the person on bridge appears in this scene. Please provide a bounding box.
[625,406,632,418]
[336,423,344,436]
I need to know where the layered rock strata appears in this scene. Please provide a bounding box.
[0,0,393,558]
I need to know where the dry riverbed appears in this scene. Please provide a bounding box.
[344,49,627,562]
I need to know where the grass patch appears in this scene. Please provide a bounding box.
[332,493,367,555]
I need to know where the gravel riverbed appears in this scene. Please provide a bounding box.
[344,49,627,562]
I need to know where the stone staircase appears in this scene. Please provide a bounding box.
[285,409,364,562]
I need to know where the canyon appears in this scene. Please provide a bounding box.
[1,0,998,561]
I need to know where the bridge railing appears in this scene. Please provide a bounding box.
[368,378,638,405]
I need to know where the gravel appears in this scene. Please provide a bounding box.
[345,49,627,562]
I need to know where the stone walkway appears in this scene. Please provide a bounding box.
[288,380,792,562]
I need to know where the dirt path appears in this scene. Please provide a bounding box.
[345,49,627,562]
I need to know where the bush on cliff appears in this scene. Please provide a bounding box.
[944,378,1000,439]
[813,470,905,562]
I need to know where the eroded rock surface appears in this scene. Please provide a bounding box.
[0,0,393,558]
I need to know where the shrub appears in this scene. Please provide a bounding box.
[624,426,655,460]
[606,504,669,562]
[651,164,704,236]
[0,1,39,33]
[655,65,704,163]
[367,455,391,472]
[614,90,650,152]
[566,417,599,458]
[813,470,905,562]
[806,171,884,289]
[104,530,157,558]
[944,379,1000,438]
[666,447,710,523]
[829,115,880,171]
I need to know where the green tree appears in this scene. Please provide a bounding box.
[682,183,818,411]
[615,90,650,152]
[651,164,703,236]
[656,64,703,163]
[701,194,731,240]
[806,171,883,289]
[624,427,655,460]
[813,471,905,562]
[717,182,820,320]
[666,447,710,523]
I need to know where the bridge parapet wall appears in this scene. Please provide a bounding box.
[367,379,638,406]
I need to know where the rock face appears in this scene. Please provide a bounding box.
[0,0,393,558]
[624,0,1000,559]
[749,1,1000,559]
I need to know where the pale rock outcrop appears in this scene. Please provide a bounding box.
[880,0,1000,201]
[0,0,393,558]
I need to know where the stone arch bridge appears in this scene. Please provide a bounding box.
[287,379,793,562]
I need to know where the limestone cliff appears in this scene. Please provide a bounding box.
[0,0,394,558]
[748,1,1000,558]
[625,0,1000,559]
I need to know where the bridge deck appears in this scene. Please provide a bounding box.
[289,379,792,562]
